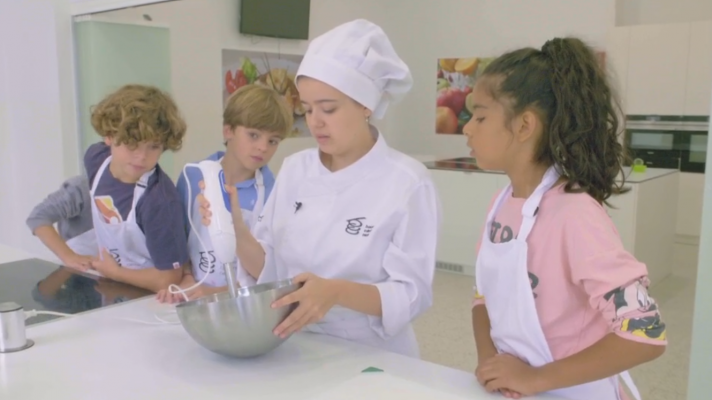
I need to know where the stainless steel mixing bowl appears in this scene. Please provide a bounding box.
[175,279,301,358]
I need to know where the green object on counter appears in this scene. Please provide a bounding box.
[361,367,384,373]
[632,158,647,173]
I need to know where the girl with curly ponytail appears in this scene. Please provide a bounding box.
[467,38,667,400]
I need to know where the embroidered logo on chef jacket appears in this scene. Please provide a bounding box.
[345,217,374,237]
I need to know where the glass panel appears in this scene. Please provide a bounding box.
[73,20,174,177]
[630,131,675,149]
[689,135,708,163]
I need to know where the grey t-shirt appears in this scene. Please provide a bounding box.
[26,175,93,241]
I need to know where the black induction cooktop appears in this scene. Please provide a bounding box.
[0,258,152,326]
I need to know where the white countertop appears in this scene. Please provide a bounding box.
[0,251,562,400]
[619,167,679,183]
[416,155,679,185]
[0,243,34,265]
[1,297,562,400]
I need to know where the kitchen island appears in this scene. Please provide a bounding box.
[0,244,566,400]
[423,157,679,286]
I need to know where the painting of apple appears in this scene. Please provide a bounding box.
[436,56,494,134]
[436,106,459,134]
[437,87,469,116]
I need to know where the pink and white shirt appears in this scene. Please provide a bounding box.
[473,183,667,362]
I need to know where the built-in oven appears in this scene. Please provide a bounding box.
[624,117,709,173]
[678,130,708,173]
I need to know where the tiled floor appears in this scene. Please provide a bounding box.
[413,243,698,399]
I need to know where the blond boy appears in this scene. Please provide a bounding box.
[157,84,293,302]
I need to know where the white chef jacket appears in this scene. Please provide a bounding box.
[253,128,442,358]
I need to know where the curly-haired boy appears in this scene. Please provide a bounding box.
[78,84,189,292]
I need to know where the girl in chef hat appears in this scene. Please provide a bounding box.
[197,19,442,358]
[465,37,667,399]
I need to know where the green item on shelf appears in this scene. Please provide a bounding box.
[632,158,647,173]
[361,367,384,373]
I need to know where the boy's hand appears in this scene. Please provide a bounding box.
[196,180,244,227]
[224,183,245,225]
[156,288,183,304]
[155,284,220,303]
[156,273,195,303]
[155,275,223,303]
[90,248,121,279]
[60,252,95,272]
[185,284,220,301]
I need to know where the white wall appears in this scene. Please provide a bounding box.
[70,0,176,15]
[0,0,80,259]
[616,0,712,26]
[217,0,392,174]
[384,0,616,158]
[0,0,619,257]
[85,0,615,170]
[83,0,392,177]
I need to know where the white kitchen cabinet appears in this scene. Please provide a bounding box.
[429,170,501,275]
[626,23,691,116]
[606,170,679,286]
[677,172,705,237]
[429,168,679,286]
[605,188,636,255]
[684,21,712,116]
[606,27,631,112]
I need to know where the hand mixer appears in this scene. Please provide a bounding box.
[2,159,244,336]
[168,159,240,301]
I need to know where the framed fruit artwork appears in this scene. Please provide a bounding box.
[222,49,308,138]
[435,51,605,135]
[435,57,495,135]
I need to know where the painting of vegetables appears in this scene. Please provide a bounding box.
[222,49,308,138]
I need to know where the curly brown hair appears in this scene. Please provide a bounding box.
[481,37,630,206]
[90,84,187,151]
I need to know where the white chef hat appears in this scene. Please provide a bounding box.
[296,19,413,120]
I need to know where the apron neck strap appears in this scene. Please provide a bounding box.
[251,168,266,228]
[517,166,561,240]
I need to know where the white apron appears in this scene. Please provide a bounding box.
[189,166,265,287]
[266,174,420,359]
[88,156,155,270]
[475,166,641,400]
[65,228,99,257]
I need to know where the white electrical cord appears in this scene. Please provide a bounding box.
[23,308,180,326]
[144,162,230,326]
[113,311,181,325]
[24,164,229,327]
[24,310,74,319]
[166,163,215,303]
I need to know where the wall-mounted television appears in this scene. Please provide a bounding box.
[239,0,310,40]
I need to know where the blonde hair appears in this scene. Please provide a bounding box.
[90,84,187,151]
[223,84,294,139]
